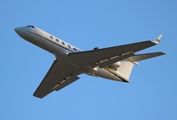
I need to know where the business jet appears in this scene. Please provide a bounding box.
[14,25,165,98]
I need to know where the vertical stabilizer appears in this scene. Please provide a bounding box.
[116,60,134,80]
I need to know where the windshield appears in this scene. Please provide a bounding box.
[26,25,35,28]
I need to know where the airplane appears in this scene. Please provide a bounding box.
[14,25,165,98]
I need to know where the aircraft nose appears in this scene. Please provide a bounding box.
[14,27,28,40]
[14,27,27,39]
[14,27,22,35]
[14,28,18,32]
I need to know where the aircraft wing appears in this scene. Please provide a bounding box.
[67,40,158,68]
[33,60,80,98]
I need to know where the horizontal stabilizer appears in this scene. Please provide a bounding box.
[128,52,165,62]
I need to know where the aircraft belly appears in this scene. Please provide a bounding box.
[94,68,122,81]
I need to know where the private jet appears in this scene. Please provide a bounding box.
[14,25,165,98]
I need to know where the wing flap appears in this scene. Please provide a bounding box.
[54,75,79,91]
[98,52,135,68]
[33,60,79,98]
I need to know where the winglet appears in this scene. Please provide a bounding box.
[153,34,162,44]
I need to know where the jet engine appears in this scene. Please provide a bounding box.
[93,47,99,50]
[108,62,121,70]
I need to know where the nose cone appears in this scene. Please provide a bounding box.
[14,27,22,35]
[14,28,18,32]
[14,27,29,40]
[14,27,27,39]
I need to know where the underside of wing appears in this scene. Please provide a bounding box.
[128,52,165,62]
[33,60,80,98]
[67,40,157,68]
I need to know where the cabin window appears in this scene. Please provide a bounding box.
[56,39,59,42]
[68,45,71,48]
[50,36,53,39]
[73,48,77,51]
[62,42,65,45]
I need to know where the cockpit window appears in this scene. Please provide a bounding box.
[26,25,35,28]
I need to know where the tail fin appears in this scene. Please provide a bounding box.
[116,52,165,82]
[116,60,134,81]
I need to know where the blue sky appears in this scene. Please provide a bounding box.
[1,0,177,119]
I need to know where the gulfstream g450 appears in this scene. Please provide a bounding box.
[14,25,165,98]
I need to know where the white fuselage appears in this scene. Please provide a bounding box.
[15,25,124,82]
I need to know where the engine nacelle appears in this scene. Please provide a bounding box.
[111,62,121,68]
[109,62,121,70]
[93,47,99,50]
